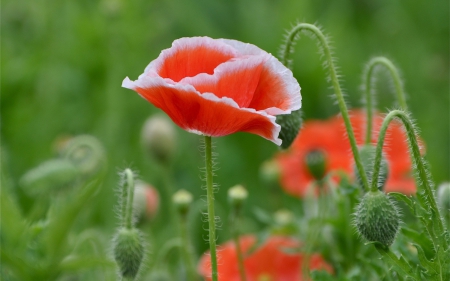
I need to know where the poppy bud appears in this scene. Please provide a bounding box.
[354,190,400,247]
[20,159,79,195]
[133,181,159,221]
[228,185,248,210]
[276,109,303,149]
[172,189,193,217]
[259,159,281,185]
[61,135,106,177]
[437,182,450,223]
[305,149,327,180]
[141,115,176,165]
[113,227,145,279]
[354,145,389,190]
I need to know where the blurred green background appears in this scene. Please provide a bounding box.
[2,0,449,255]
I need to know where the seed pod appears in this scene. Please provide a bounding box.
[172,189,193,217]
[305,149,327,180]
[354,145,389,190]
[113,227,145,279]
[141,115,176,164]
[354,190,400,247]
[227,184,248,210]
[276,109,302,149]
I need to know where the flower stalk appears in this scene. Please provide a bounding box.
[280,23,369,191]
[363,57,408,144]
[204,136,218,281]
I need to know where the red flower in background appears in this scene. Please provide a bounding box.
[198,235,332,281]
[275,110,420,197]
[123,37,301,145]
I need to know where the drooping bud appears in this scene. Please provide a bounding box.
[113,227,145,279]
[437,182,450,224]
[354,145,389,190]
[172,189,193,217]
[354,190,400,247]
[133,181,160,221]
[20,159,79,195]
[141,115,176,164]
[259,159,281,185]
[61,135,106,177]
[228,185,248,211]
[305,149,327,180]
[276,109,302,149]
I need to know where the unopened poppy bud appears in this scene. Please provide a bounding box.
[354,190,400,247]
[259,159,281,185]
[305,149,327,180]
[276,109,303,149]
[133,181,159,221]
[274,209,294,226]
[228,185,248,210]
[437,182,450,223]
[354,145,389,190]
[141,115,176,164]
[62,135,106,177]
[20,159,79,195]
[113,227,145,279]
[172,189,193,216]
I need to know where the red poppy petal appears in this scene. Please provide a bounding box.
[145,37,238,82]
[219,39,301,114]
[123,77,282,145]
[179,55,269,108]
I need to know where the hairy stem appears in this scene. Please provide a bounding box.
[371,110,448,249]
[363,57,408,144]
[204,136,218,281]
[280,23,369,191]
[123,169,135,229]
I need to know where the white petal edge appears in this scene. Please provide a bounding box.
[122,75,282,146]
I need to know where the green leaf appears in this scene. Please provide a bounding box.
[374,244,421,280]
[388,192,415,214]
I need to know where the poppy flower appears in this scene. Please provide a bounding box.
[274,110,421,197]
[198,235,333,281]
[122,37,301,145]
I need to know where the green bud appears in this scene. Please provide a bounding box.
[141,115,176,164]
[437,182,450,223]
[62,135,106,177]
[305,149,327,180]
[113,227,145,279]
[354,145,389,190]
[228,185,248,210]
[20,159,79,195]
[276,109,302,149]
[172,189,193,216]
[259,159,281,185]
[354,190,400,247]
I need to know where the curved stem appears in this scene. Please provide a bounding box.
[280,23,369,191]
[371,110,448,248]
[363,57,408,144]
[180,215,200,281]
[204,136,218,281]
[123,169,135,229]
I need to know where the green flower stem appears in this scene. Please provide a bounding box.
[161,166,177,222]
[281,23,369,191]
[371,110,448,249]
[180,215,200,281]
[123,169,135,229]
[231,208,247,281]
[204,136,218,281]
[363,57,408,144]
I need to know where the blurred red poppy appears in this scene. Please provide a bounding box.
[123,37,301,145]
[198,235,332,281]
[274,110,421,196]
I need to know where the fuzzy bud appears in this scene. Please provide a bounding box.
[305,149,327,180]
[113,227,145,279]
[354,145,389,190]
[20,159,79,195]
[276,109,302,149]
[61,135,106,177]
[354,190,400,247]
[437,182,450,223]
[141,115,176,164]
[259,159,281,185]
[172,189,193,216]
[133,181,160,221]
[228,185,248,210]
